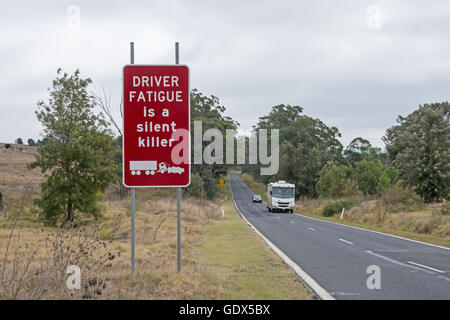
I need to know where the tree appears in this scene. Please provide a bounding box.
[256,104,304,130]
[29,69,118,224]
[250,105,343,198]
[344,137,388,166]
[376,171,391,194]
[92,90,127,199]
[190,89,238,189]
[15,138,23,145]
[316,162,357,197]
[184,173,203,197]
[201,169,220,199]
[27,138,36,146]
[344,137,372,164]
[37,137,49,146]
[383,102,450,202]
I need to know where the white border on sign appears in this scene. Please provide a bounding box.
[122,64,191,188]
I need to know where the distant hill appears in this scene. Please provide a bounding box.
[0,144,43,206]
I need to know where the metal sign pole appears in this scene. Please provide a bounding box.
[175,42,182,272]
[130,41,136,272]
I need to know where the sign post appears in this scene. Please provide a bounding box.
[175,42,182,272]
[123,42,190,272]
[130,42,135,272]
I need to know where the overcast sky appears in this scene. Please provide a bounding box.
[1,0,449,147]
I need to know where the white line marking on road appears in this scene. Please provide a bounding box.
[308,227,315,231]
[366,250,435,274]
[339,238,353,245]
[330,292,361,296]
[376,249,409,253]
[229,182,334,300]
[290,221,295,224]
[293,212,450,251]
[276,216,281,219]
[239,175,450,252]
[407,261,445,274]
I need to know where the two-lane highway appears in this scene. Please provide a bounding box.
[229,173,450,299]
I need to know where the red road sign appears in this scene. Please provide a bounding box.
[123,65,190,187]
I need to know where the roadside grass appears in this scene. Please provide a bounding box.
[192,181,312,299]
[298,209,450,248]
[240,174,450,249]
[0,184,312,299]
[0,195,225,299]
[0,148,312,299]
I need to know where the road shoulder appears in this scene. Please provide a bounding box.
[190,186,313,299]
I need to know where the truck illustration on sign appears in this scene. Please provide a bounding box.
[129,161,184,176]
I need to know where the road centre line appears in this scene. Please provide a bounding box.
[407,261,445,274]
[339,238,354,245]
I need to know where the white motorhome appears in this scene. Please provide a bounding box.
[267,181,295,213]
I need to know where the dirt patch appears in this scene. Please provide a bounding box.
[0,145,43,205]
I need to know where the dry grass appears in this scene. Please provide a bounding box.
[0,192,225,299]
[0,149,311,299]
[0,144,42,206]
[297,199,450,241]
[0,146,225,299]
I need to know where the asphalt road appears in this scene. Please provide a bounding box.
[229,173,450,300]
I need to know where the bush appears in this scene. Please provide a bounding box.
[316,163,358,197]
[322,199,355,217]
[184,173,203,197]
[202,171,220,200]
[376,172,391,194]
[435,202,450,216]
[380,185,424,213]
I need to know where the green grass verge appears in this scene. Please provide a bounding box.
[192,177,312,299]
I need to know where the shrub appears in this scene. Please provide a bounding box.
[202,171,219,200]
[184,173,203,197]
[316,163,358,197]
[376,172,391,194]
[435,202,450,216]
[322,199,355,217]
[414,216,442,234]
[380,185,424,213]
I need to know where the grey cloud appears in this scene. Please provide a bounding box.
[0,0,449,148]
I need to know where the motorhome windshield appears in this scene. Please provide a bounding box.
[272,187,294,198]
